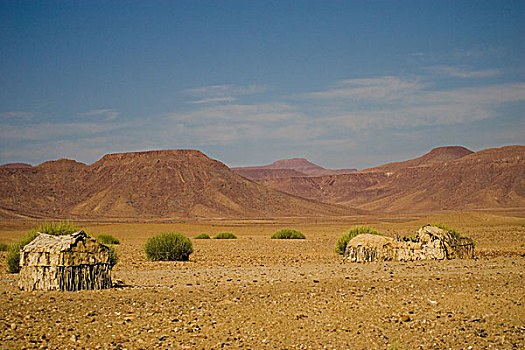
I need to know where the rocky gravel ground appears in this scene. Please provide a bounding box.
[0,213,524,349]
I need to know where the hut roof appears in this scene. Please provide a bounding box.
[21,231,91,253]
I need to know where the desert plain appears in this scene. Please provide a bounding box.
[0,210,524,349]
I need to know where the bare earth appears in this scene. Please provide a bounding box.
[1,211,524,349]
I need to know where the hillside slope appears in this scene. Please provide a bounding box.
[233,158,356,180]
[0,150,354,219]
[259,146,525,213]
[360,146,473,173]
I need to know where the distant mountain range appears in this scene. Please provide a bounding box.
[232,158,356,180]
[0,150,353,219]
[0,145,523,219]
[255,146,525,213]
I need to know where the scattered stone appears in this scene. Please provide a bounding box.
[399,315,411,323]
[474,329,488,338]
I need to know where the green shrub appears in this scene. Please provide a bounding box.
[430,223,463,239]
[214,232,237,239]
[144,233,194,261]
[194,233,211,239]
[108,245,119,267]
[6,221,80,273]
[0,243,8,251]
[29,221,80,236]
[335,226,382,255]
[271,229,306,239]
[96,234,120,245]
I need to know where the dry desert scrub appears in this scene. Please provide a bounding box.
[335,226,382,255]
[96,234,120,245]
[213,232,237,239]
[6,221,80,273]
[144,232,194,261]
[271,228,306,239]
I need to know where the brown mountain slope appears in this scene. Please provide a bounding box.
[233,158,356,180]
[360,146,473,173]
[0,163,33,169]
[233,168,307,181]
[259,146,525,213]
[0,150,355,219]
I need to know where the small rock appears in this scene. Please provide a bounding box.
[399,315,411,322]
[474,329,488,338]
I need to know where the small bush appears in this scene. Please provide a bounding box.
[29,221,80,236]
[271,229,306,239]
[6,221,80,273]
[0,243,8,251]
[144,233,194,261]
[194,233,211,239]
[430,223,463,239]
[108,246,119,267]
[214,232,237,239]
[335,226,382,255]
[96,234,120,245]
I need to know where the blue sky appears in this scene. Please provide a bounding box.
[1,1,524,169]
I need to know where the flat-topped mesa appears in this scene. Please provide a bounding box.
[89,149,229,171]
[102,149,206,158]
[0,163,33,169]
[94,149,210,163]
[344,225,475,262]
[37,158,87,169]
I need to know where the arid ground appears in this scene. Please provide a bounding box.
[1,210,524,349]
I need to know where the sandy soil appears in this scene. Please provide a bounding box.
[0,211,524,349]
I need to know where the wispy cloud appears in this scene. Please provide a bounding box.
[170,102,297,123]
[77,109,119,120]
[426,65,500,78]
[0,111,34,120]
[185,84,268,104]
[303,76,425,101]
[298,76,525,130]
[188,97,236,104]
[0,121,126,142]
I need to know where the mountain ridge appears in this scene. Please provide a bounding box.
[257,145,525,213]
[0,150,355,219]
[233,157,357,179]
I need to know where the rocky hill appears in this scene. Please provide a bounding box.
[0,163,33,169]
[361,146,473,173]
[233,158,356,180]
[0,150,354,219]
[258,146,525,213]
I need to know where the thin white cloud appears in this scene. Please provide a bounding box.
[426,65,500,78]
[77,109,119,120]
[0,111,34,120]
[188,97,236,104]
[303,76,425,101]
[185,84,268,104]
[306,81,525,130]
[170,103,297,122]
[0,121,126,142]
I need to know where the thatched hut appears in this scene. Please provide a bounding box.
[344,225,475,263]
[19,231,113,291]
